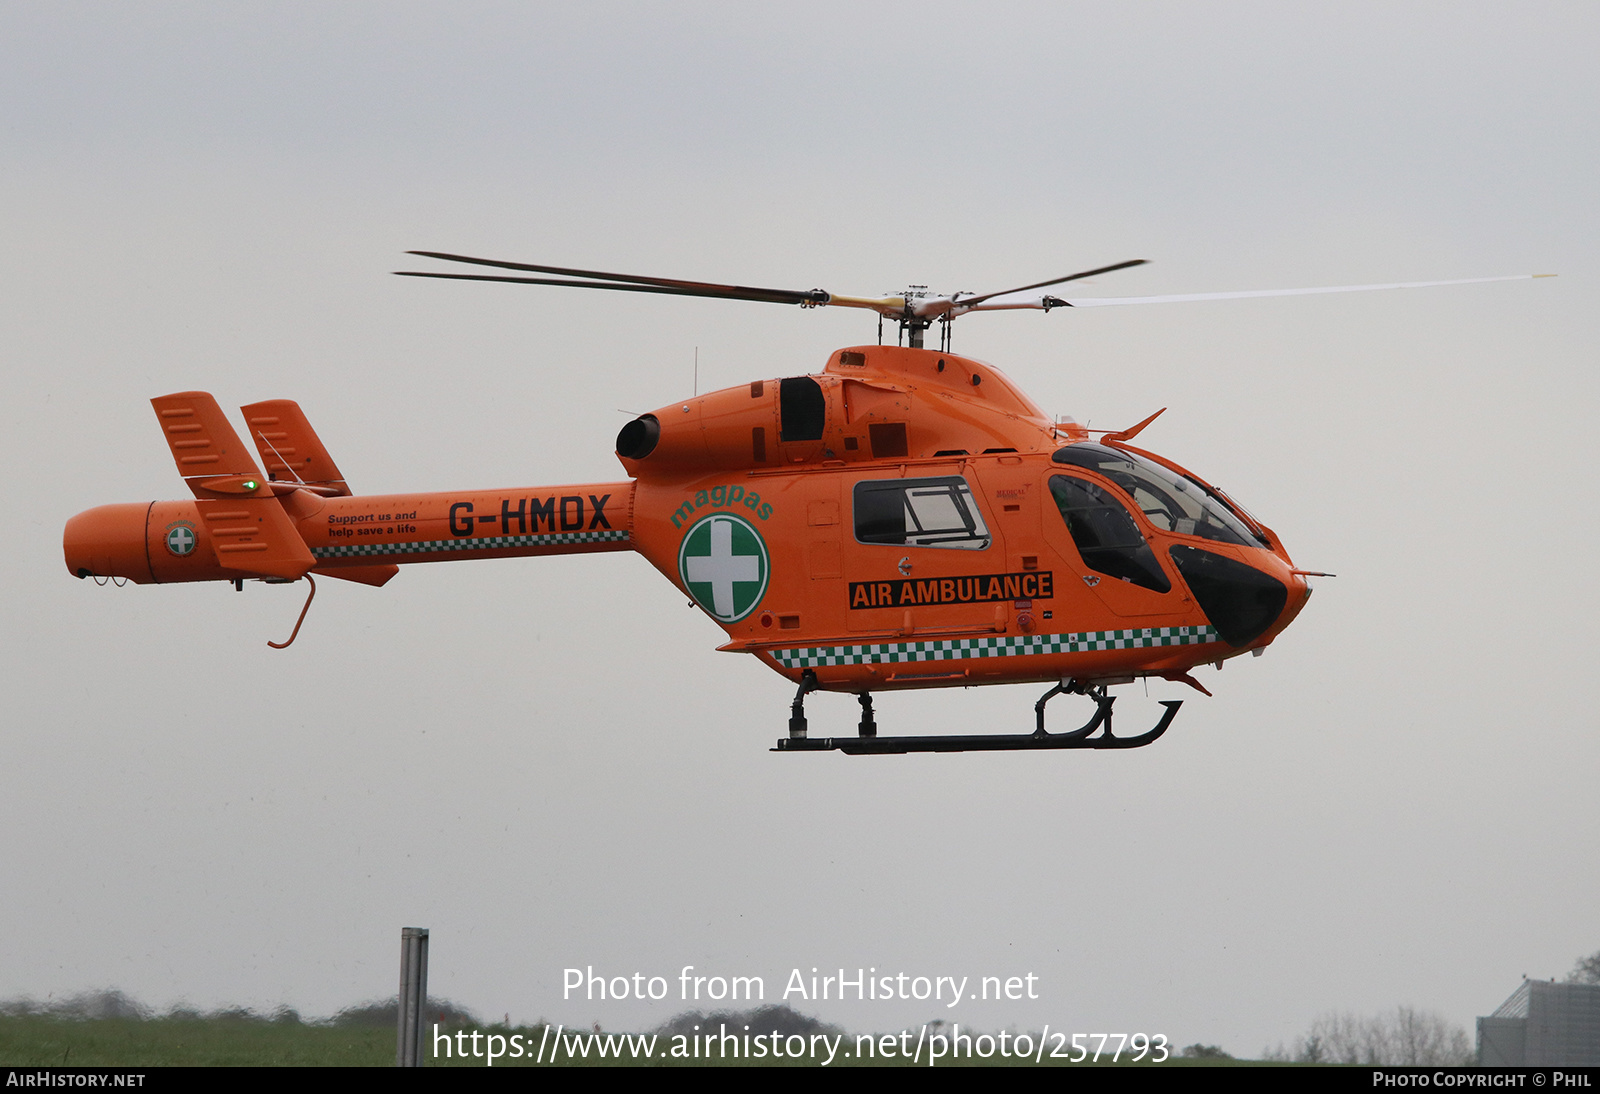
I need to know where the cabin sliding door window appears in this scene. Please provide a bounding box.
[854,477,991,550]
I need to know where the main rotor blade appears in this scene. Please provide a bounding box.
[395,270,832,306]
[960,259,1149,307]
[402,251,827,305]
[1054,274,1552,309]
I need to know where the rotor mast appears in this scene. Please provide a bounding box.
[896,286,933,350]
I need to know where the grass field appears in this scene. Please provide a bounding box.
[0,1013,395,1067]
[0,998,1246,1067]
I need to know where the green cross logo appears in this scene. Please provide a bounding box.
[678,513,769,623]
[164,522,197,557]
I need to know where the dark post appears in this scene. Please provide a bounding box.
[397,927,429,1067]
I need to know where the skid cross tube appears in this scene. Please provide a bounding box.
[774,681,1182,754]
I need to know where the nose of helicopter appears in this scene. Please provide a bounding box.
[1169,544,1296,648]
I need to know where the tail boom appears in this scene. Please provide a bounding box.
[303,483,633,569]
[65,483,634,584]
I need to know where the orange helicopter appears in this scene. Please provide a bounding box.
[61,254,1546,754]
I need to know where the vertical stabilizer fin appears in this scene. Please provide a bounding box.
[312,563,400,587]
[240,399,353,495]
[151,392,271,500]
[193,496,316,581]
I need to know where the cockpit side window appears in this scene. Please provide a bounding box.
[854,476,991,550]
[1049,475,1172,592]
[1052,442,1266,547]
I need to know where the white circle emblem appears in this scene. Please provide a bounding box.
[165,524,197,557]
[677,513,770,623]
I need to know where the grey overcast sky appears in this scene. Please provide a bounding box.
[1,2,1595,1054]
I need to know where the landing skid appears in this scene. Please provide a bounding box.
[774,674,1182,755]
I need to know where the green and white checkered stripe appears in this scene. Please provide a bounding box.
[312,529,629,559]
[767,625,1218,669]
